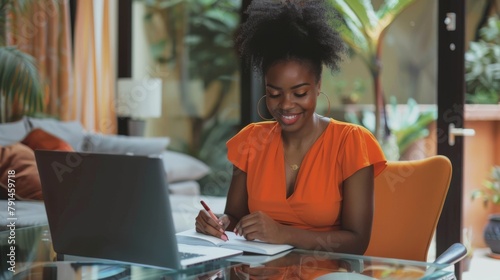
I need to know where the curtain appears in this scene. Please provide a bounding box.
[72,0,116,134]
[7,0,73,120]
[6,0,115,134]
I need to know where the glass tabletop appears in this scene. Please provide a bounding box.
[1,225,456,280]
[10,253,455,280]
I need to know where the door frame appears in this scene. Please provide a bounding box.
[437,0,466,278]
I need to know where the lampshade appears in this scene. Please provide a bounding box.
[116,78,162,118]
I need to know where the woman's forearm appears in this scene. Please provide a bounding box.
[279,224,369,255]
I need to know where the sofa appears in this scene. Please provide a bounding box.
[0,117,227,232]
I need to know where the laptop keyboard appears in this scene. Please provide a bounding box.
[179,251,204,260]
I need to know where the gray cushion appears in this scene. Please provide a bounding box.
[82,133,170,155]
[0,117,30,146]
[169,180,200,195]
[0,201,48,230]
[27,118,86,151]
[160,150,210,183]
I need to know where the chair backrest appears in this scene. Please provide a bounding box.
[364,155,452,262]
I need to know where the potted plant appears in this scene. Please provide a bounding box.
[471,165,500,255]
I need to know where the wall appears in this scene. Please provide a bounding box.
[463,105,500,248]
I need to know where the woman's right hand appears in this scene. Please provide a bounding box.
[195,210,230,241]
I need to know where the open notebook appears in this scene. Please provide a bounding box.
[176,229,294,255]
[35,150,242,270]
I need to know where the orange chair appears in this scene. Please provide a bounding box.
[365,155,453,262]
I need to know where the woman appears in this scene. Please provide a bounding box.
[195,0,386,255]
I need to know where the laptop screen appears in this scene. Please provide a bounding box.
[35,150,183,269]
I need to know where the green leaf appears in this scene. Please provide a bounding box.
[330,0,364,30]
[492,166,500,180]
[493,194,500,205]
[329,0,371,55]
[470,189,484,201]
[377,0,417,24]
[385,97,436,156]
[465,17,500,102]
[329,0,419,85]
[484,180,495,191]
[0,46,44,118]
[344,0,378,29]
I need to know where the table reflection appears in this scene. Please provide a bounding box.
[4,225,455,280]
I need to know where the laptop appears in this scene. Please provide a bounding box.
[34,150,242,270]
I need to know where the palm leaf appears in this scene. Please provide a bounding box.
[378,0,417,19]
[0,46,43,116]
[377,0,416,31]
[343,0,378,29]
[330,0,418,57]
[335,17,367,52]
[328,0,372,62]
[330,0,365,30]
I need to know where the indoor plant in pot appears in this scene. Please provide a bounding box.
[471,165,500,255]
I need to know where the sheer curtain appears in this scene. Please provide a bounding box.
[72,0,116,134]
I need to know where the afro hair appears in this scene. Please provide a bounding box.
[234,0,346,79]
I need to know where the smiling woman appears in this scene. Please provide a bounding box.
[194,0,387,255]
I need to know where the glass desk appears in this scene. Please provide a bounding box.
[1,225,456,279]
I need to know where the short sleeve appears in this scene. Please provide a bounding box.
[340,125,387,180]
[226,124,256,172]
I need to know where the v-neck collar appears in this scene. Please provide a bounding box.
[280,119,332,200]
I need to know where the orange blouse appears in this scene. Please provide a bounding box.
[226,119,387,232]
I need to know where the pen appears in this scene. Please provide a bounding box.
[200,200,229,241]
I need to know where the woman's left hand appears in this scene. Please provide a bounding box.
[234,211,284,243]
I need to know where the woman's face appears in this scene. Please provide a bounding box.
[264,60,320,132]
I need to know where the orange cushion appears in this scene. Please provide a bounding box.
[21,128,74,151]
[0,143,43,200]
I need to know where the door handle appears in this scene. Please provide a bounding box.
[444,13,456,31]
[448,123,475,146]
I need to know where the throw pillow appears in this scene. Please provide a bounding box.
[0,143,43,200]
[83,133,170,156]
[27,117,86,151]
[160,150,210,182]
[0,117,30,146]
[21,128,74,151]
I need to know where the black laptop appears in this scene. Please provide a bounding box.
[34,150,241,270]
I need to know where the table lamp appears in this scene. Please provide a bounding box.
[116,78,162,136]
